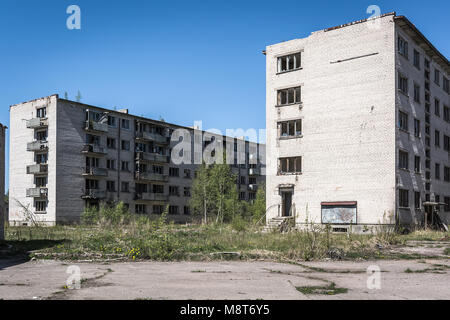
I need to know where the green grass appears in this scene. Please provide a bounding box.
[296,283,348,295]
[2,222,449,262]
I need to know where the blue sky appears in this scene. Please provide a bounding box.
[0,0,449,189]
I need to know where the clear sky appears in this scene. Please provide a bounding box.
[0,0,449,189]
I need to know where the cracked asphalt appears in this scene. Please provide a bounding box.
[0,258,449,300]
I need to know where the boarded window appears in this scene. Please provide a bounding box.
[321,202,357,224]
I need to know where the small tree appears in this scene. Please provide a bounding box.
[209,162,237,223]
[75,90,82,102]
[250,183,266,224]
[189,163,212,224]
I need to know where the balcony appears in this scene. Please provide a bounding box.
[27,140,48,152]
[135,151,169,163]
[26,187,48,198]
[84,120,108,133]
[26,118,48,129]
[135,192,168,202]
[248,184,258,191]
[83,167,108,177]
[82,144,106,155]
[26,164,48,175]
[82,189,106,199]
[135,171,168,182]
[135,131,169,144]
[249,168,260,176]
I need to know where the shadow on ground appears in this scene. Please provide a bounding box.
[0,240,65,269]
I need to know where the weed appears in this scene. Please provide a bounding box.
[296,282,348,295]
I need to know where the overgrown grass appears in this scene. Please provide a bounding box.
[2,203,448,262]
[296,283,348,295]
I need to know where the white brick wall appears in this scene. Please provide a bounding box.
[266,14,449,229]
[266,15,398,228]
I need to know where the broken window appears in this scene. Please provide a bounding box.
[106,181,115,192]
[414,156,421,173]
[398,72,408,94]
[169,186,179,196]
[280,119,302,137]
[398,111,408,131]
[121,181,130,192]
[34,200,47,212]
[35,176,47,187]
[277,87,301,106]
[86,157,100,168]
[107,116,116,127]
[122,119,130,130]
[398,36,408,59]
[121,140,130,151]
[36,107,47,118]
[86,134,100,145]
[434,69,440,86]
[36,130,48,141]
[106,159,116,170]
[153,205,164,214]
[277,52,301,73]
[35,153,48,164]
[414,192,421,209]
[413,50,420,69]
[279,156,302,174]
[399,150,409,170]
[121,161,129,171]
[135,204,147,214]
[153,165,163,174]
[152,184,164,194]
[107,137,116,149]
[169,206,179,215]
[86,179,99,190]
[399,189,409,208]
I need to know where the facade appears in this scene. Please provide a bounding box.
[265,13,449,231]
[9,95,265,226]
[0,124,5,239]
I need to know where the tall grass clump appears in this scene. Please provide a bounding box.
[81,202,131,227]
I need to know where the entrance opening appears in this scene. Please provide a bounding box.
[281,191,293,217]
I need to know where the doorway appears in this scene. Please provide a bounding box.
[281,191,293,217]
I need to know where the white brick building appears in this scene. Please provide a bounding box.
[265,13,449,231]
[9,95,265,225]
[0,124,6,239]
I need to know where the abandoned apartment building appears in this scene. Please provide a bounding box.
[8,95,265,225]
[265,13,449,232]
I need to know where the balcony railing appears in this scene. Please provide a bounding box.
[135,151,169,163]
[26,118,48,129]
[84,120,108,133]
[26,187,48,198]
[82,144,106,155]
[249,168,260,176]
[26,164,48,175]
[82,189,106,199]
[83,167,108,177]
[134,171,168,182]
[248,184,258,191]
[27,140,48,152]
[135,131,169,144]
[135,192,168,202]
